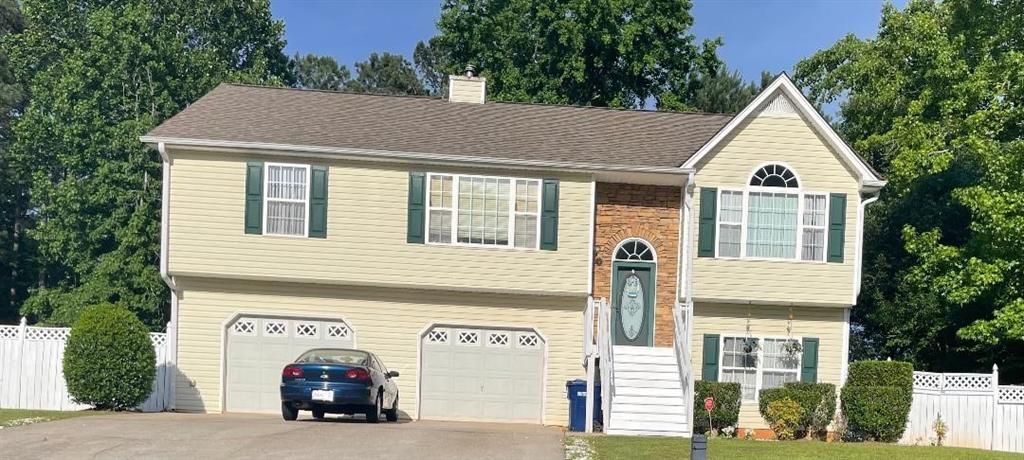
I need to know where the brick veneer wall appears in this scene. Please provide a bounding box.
[593,182,682,347]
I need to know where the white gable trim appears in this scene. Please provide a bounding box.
[681,73,886,189]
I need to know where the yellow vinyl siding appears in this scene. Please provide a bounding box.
[691,109,861,306]
[167,150,591,295]
[174,278,585,425]
[690,303,846,429]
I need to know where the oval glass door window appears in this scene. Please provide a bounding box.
[619,273,645,340]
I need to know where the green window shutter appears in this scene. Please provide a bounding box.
[801,337,820,383]
[244,162,264,235]
[308,166,328,238]
[540,179,559,251]
[827,193,847,262]
[697,187,718,257]
[702,334,720,382]
[407,172,426,243]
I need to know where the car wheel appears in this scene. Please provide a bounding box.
[312,408,325,420]
[281,402,298,421]
[385,393,399,422]
[365,391,383,423]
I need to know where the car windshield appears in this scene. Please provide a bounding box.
[294,349,369,365]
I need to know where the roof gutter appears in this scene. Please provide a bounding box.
[141,136,695,176]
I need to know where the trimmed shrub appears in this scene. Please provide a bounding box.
[759,382,836,438]
[846,360,913,388]
[841,360,914,442]
[64,304,156,410]
[692,380,742,435]
[764,398,804,440]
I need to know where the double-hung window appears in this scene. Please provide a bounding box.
[426,173,541,249]
[720,336,801,401]
[264,163,310,236]
[715,164,829,261]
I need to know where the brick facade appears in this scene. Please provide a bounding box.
[592,182,681,347]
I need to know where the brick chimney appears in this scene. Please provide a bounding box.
[448,65,486,104]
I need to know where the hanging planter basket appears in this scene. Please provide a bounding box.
[783,340,803,356]
[742,337,760,354]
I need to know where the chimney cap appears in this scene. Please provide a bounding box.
[464,65,476,78]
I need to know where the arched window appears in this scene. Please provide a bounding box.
[614,238,656,262]
[749,164,799,188]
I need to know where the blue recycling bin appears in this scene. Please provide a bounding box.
[566,379,602,432]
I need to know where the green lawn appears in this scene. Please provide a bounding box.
[570,436,1024,460]
[0,409,107,427]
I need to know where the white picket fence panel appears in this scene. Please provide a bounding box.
[0,318,172,412]
[901,366,1024,453]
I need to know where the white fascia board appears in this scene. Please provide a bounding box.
[140,136,690,176]
[680,73,886,187]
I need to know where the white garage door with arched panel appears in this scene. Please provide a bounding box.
[225,315,355,413]
[419,325,545,423]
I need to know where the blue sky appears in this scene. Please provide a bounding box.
[271,0,905,87]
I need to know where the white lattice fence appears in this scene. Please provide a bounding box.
[901,366,1023,453]
[0,318,172,412]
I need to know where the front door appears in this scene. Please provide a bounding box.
[612,262,655,346]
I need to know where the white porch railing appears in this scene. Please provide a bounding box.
[596,296,614,431]
[672,300,692,427]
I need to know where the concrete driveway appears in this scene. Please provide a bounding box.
[0,412,565,460]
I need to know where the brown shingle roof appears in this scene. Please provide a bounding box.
[145,84,733,170]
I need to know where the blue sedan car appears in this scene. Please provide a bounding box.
[280,348,399,422]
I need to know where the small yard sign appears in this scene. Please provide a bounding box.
[704,397,715,432]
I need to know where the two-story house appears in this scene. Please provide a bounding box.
[142,70,884,437]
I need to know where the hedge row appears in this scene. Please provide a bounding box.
[841,360,914,442]
[759,382,836,437]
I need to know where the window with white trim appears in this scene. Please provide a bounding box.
[264,163,309,236]
[720,336,801,401]
[801,194,827,261]
[717,191,743,257]
[715,164,831,261]
[426,173,541,249]
[721,337,758,400]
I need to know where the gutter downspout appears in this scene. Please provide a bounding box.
[158,142,178,411]
[842,192,880,386]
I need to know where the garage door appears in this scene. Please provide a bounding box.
[419,326,544,422]
[225,316,354,413]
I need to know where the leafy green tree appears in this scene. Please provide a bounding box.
[0,0,28,323]
[416,0,721,109]
[347,52,425,96]
[4,0,291,329]
[290,53,351,91]
[795,0,1024,378]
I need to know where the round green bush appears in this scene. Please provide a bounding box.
[63,303,156,410]
[692,380,742,434]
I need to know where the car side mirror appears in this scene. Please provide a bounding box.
[387,370,400,378]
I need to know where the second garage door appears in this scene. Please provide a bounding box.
[225,315,355,413]
[419,325,545,423]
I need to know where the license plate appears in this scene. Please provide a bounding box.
[311,390,334,402]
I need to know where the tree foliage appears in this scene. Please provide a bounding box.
[0,0,28,324]
[347,52,425,96]
[795,0,1024,379]
[416,0,721,109]
[290,53,350,91]
[690,67,772,114]
[4,0,290,328]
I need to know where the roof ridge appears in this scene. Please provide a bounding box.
[220,82,736,118]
